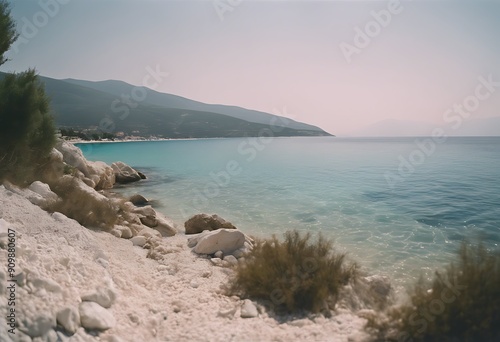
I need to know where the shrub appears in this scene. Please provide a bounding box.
[228,230,358,313]
[0,0,18,66]
[49,176,118,230]
[389,242,500,342]
[0,70,56,184]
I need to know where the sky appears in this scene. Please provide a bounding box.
[1,0,499,136]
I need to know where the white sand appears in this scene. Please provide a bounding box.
[0,185,372,342]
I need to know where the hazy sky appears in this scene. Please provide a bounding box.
[1,0,499,135]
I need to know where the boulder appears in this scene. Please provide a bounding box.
[187,230,212,248]
[129,194,149,206]
[87,161,115,190]
[184,214,237,235]
[137,171,147,179]
[79,302,116,330]
[111,161,142,184]
[193,229,245,255]
[55,140,90,176]
[55,141,116,190]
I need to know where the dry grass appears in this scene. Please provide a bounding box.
[228,230,358,314]
[387,242,500,342]
[48,176,118,230]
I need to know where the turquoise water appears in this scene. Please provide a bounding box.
[77,137,500,289]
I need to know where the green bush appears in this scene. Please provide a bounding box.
[0,0,17,66]
[228,230,358,313]
[389,242,500,342]
[0,70,56,184]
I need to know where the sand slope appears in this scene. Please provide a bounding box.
[0,185,371,341]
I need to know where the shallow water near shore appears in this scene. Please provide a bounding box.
[77,137,500,291]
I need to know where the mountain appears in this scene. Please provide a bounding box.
[350,118,500,137]
[0,72,332,139]
[63,78,324,132]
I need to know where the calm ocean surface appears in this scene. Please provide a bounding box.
[77,137,500,290]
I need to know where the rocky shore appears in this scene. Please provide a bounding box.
[0,141,391,342]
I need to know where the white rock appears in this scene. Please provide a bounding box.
[187,230,212,248]
[55,140,90,176]
[232,248,245,259]
[214,251,223,259]
[116,225,132,239]
[81,286,117,308]
[217,305,237,318]
[137,227,162,239]
[132,205,156,217]
[28,181,59,204]
[79,302,116,330]
[240,299,258,318]
[210,258,223,266]
[224,255,238,266]
[87,161,115,189]
[130,236,147,247]
[3,181,47,208]
[155,214,177,237]
[56,306,80,334]
[193,229,246,255]
[110,229,122,238]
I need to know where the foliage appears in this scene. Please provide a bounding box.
[0,70,57,184]
[228,230,358,314]
[48,176,118,230]
[388,242,500,342]
[0,0,17,66]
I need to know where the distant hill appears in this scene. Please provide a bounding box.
[0,72,332,139]
[64,78,324,133]
[350,118,500,137]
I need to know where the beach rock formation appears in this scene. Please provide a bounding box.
[55,141,116,190]
[111,161,142,184]
[184,213,237,234]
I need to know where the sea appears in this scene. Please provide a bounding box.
[77,136,500,290]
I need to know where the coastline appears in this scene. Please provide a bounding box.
[0,140,379,341]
